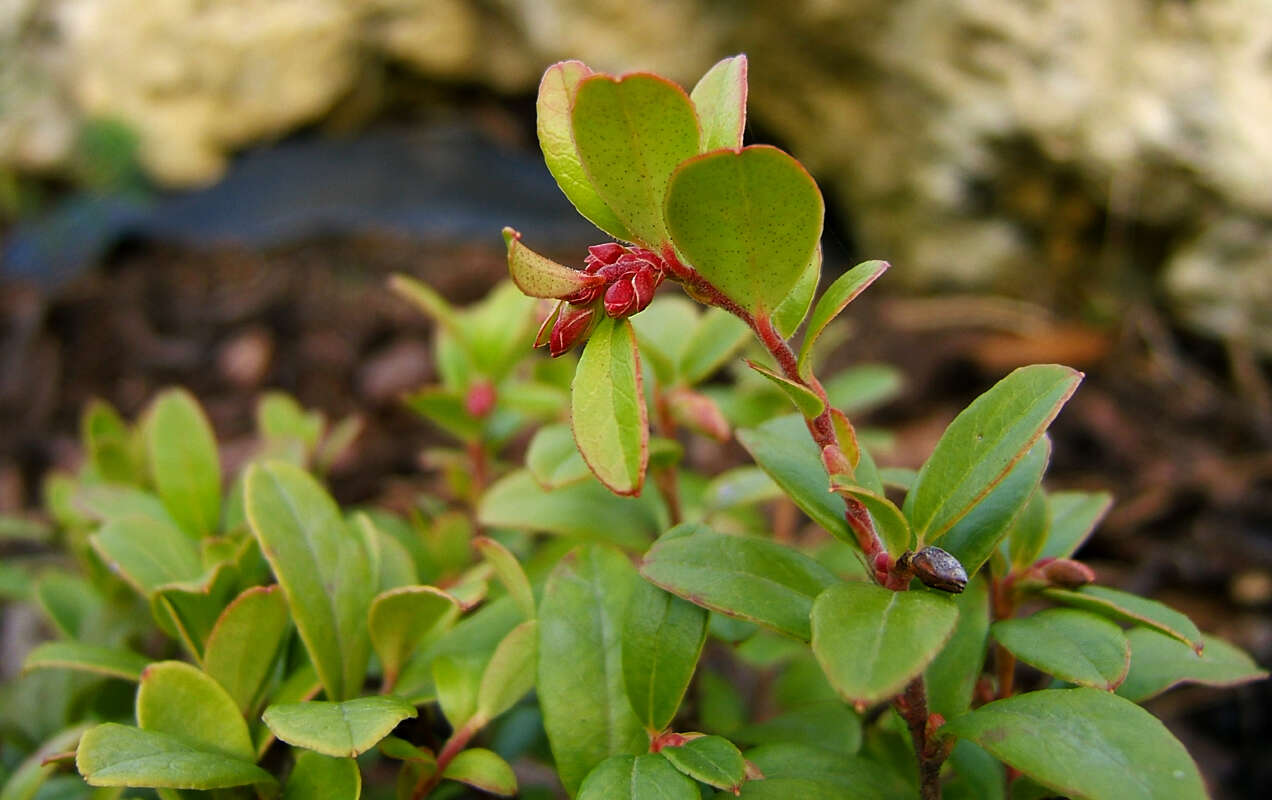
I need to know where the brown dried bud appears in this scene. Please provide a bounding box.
[908,546,968,594]
[1039,558,1095,589]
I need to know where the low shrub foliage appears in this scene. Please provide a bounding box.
[1,56,1264,800]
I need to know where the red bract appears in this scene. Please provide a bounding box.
[548,303,597,358]
[538,243,668,353]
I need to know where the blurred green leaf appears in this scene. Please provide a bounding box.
[577,754,697,800]
[203,585,290,714]
[144,389,221,537]
[282,751,360,800]
[443,748,517,797]
[1117,628,1268,702]
[369,586,459,692]
[76,725,274,791]
[622,579,708,732]
[262,697,416,758]
[1042,585,1203,653]
[136,661,254,762]
[22,642,149,683]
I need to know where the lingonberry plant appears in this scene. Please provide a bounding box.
[0,55,1266,800]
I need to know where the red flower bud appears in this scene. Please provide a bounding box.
[632,265,661,312]
[464,380,496,418]
[604,276,638,318]
[548,304,596,357]
[586,242,626,266]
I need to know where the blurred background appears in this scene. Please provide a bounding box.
[1,0,1269,795]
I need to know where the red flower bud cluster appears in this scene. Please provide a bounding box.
[542,243,667,357]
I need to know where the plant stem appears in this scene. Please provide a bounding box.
[896,677,945,800]
[410,720,477,800]
[992,575,1018,698]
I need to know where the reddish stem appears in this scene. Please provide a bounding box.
[411,721,477,800]
[992,575,1019,698]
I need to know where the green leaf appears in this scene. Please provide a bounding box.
[203,585,291,714]
[443,748,517,797]
[82,399,139,484]
[731,703,862,756]
[678,307,751,385]
[572,317,649,495]
[503,228,600,299]
[925,575,991,720]
[810,582,958,704]
[394,598,457,690]
[387,274,463,340]
[823,364,904,415]
[1006,488,1049,570]
[0,725,87,800]
[640,524,838,641]
[660,735,746,792]
[945,741,1005,800]
[283,751,360,800]
[526,423,591,490]
[476,619,538,723]
[22,642,150,683]
[796,260,889,376]
[665,145,824,315]
[76,725,275,790]
[245,461,374,700]
[1042,585,1203,652]
[690,54,747,152]
[536,61,633,241]
[772,244,821,338]
[433,653,483,729]
[136,661,254,762]
[702,466,781,511]
[144,389,221,537]
[572,72,700,246]
[745,360,825,418]
[733,742,914,799]
[537,546,645,795]
[737,414,851,543]
[1117,628,1268,702]
[938,437,1049,577]
[148,562,238,660]
[1041,490,1113,560]
[478,470,663,550]
[90,514,203,594]
[262,696,417,758]
[577,754,698,800]
[622,578,709,732]
[993,608,1130,690]
[829,483,911,558]
[904,365,1081,545]
[942,688,1206,800]
[402,387,481,443]
[475,536,536,620]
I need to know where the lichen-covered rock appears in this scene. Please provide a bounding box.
[1165,219,1272,354]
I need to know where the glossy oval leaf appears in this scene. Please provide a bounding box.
[797,260,889,376]
[905,365,1081,545]
[526,423,591,490]
[503,228,602,299]
[690,54,747,152]
[22,641,150,683]
[245,461,374,701]
[537,546,645,795]
[660,735,746,793]
[942,688,1206,800]
[144,388,221,537]
[745,360,825,418]
[571,317,649,495]
[572,72,700,247]
[136,661,254,762]
[734,742,914,800]
[204,585,290,714]
[810,582,958,704]
[537,61,633,241]
[993,608,1130,690]
[1041,490,1113,560]
[283,751,360,800]
[622,578,709,732]
[443,748,517,797]
[262,696,417,758]
[938,437,1049,577]
[478,470,663,550]
[1118,627,1267,702]
[475,537,535,620]
[1042,585,1203,652]
[1006,488,1049,570]
[368,586,458,692]
[829,483,912,559]
[639,524,838,641]
[90,514,203,595]
[577,754,698,800]
[476,619,538,723]
[665,145,824,315]
[76,724,274,791]
[2,725,88,800]
[737,414,852,543]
